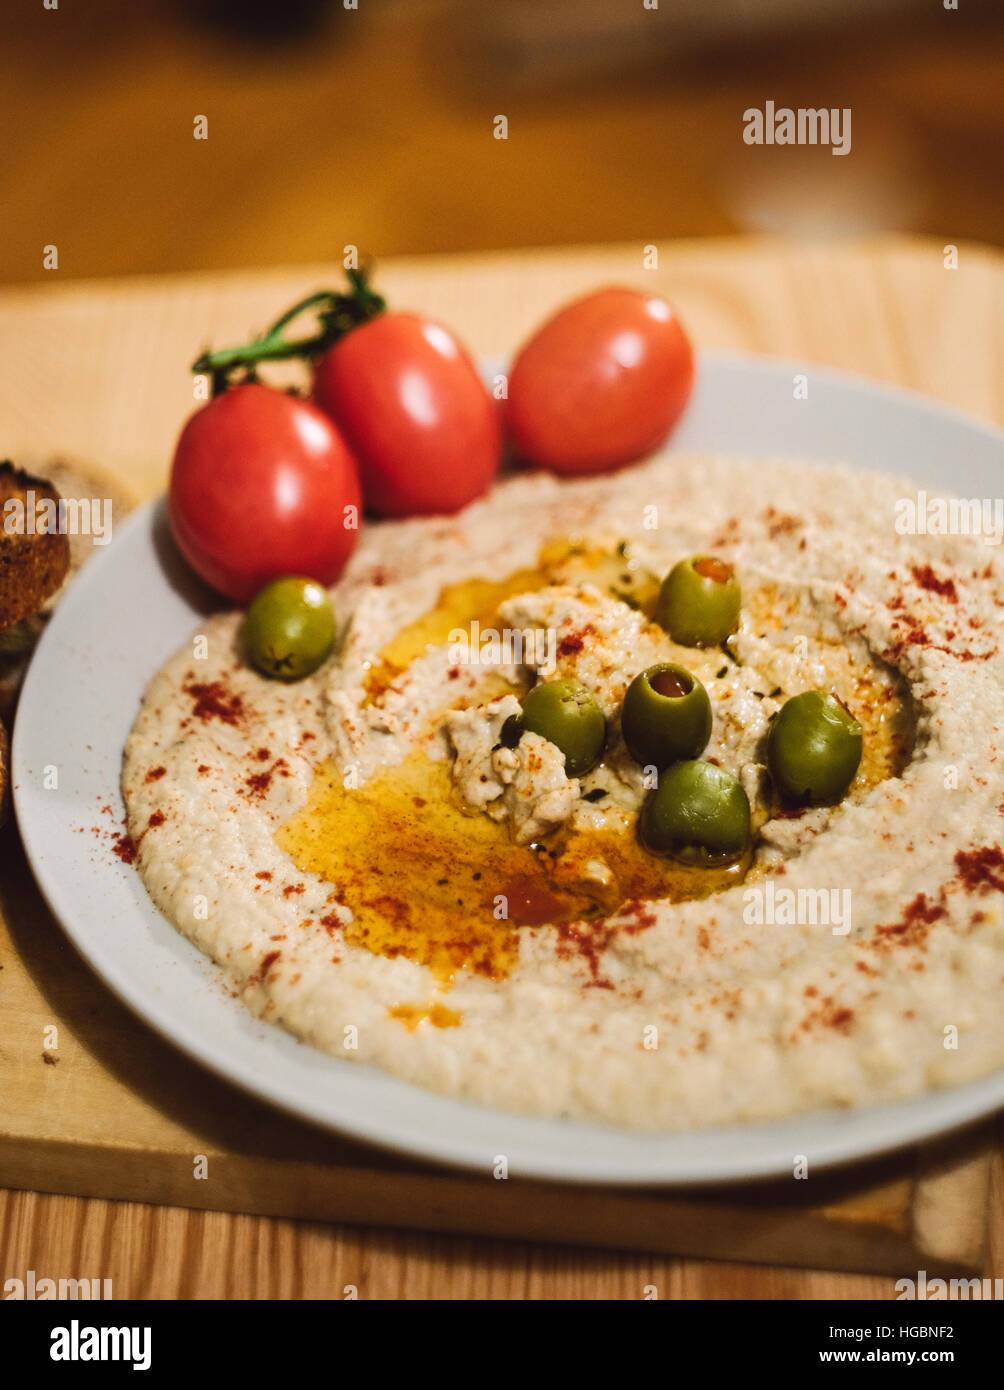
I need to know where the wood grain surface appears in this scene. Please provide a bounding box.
[1,236,1002,1299]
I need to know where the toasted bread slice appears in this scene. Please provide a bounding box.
[0,457,136,718]
[0,461,71,633]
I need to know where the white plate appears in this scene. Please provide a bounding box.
[13,354,1004,1185]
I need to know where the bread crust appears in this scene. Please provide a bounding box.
[0,461,71,633]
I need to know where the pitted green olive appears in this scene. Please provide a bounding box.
[655,554,741,647]
[621,662,712,769]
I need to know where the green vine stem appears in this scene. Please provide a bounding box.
[191,270,387,391]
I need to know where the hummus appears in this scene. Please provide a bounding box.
[123,453,1004,1130]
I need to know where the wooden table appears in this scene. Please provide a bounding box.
[2,236,1002,1298]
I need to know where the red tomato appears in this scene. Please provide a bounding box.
[312,313,500,517]
[168,383,362,603]
[506,288,694,475]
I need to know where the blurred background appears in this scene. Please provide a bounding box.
[1,0,1002,285]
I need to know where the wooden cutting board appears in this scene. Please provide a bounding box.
[0,240,1000,1277]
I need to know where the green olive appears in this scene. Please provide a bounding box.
[655,555,741,647]
[640,760,750,864]
[767,690,863,805]
[521,678,605,777]
[621,662,712,769]
[244,576,336,681]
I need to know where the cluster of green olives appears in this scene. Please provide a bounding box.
[518,660,751,866]
[637,552,747,864]
[243,576,336,681]
[624,664,749,864]
[512,552,749,865]
[629,678,860,865]
[521,552,863,867]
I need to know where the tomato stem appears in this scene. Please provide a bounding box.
[191,270,387,389]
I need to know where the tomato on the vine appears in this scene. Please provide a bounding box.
[312,312,500,517]
[181,275,500,531]
[168,383,361,603]
[505,287,694,475]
